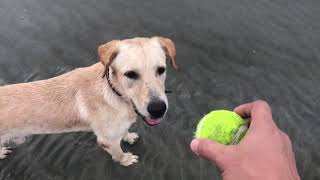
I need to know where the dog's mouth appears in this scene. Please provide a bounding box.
[143,117,161,126]
[130,100,162,126]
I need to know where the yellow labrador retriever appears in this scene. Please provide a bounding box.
[0,36,177,166]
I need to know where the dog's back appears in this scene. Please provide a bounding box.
[0,65,100,136]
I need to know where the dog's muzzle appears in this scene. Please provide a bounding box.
[105,74,170,126]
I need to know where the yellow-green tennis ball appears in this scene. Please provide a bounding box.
[195,110,248,145]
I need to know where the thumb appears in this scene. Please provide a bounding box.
[190,139,229,166]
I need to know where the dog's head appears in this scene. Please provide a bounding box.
[98,37,177,126]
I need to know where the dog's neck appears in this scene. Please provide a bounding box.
[106,72,122,97]
[102,69,144,118]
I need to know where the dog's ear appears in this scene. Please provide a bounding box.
[98,40,120,78]
[155,37,178,69]
[98,40,120,66]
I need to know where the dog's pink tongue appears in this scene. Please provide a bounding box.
[144,118,161,126]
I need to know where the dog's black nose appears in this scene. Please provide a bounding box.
[147,100,167,118]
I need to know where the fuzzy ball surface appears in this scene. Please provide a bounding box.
[195,110,247,145]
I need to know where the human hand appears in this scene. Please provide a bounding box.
[190,100,300,180]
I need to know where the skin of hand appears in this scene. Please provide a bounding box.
[190,100,300,180]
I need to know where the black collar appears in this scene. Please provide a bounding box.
[104,70,144,118]
[106,74,122,97]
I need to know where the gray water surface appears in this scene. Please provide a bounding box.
[0,0,319,179]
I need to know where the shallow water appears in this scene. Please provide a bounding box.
[0,0,319,179]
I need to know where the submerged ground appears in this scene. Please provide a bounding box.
[0,0,319,179]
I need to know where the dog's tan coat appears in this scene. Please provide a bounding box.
[0,36,176,166]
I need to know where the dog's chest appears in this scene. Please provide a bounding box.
[96,102,137,125]
[92,104,137,139]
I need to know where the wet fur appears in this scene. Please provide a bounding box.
[0,36,176,166]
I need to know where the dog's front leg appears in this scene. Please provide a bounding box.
[97,135,139,166]
[122,131,139,145]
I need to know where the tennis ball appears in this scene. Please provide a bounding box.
[195,110,248,145]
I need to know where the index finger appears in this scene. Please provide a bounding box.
[233,100,277,130]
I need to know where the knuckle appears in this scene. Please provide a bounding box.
[271,127,279,134]
[269,129,278,137]
[282,132,292,144]
[278,130,292,145]
[255,100,267,104]
[254,100,268,107]
[254,100,271,112]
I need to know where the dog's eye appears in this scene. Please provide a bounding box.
[124,71,139,80]
[157,67,166,75]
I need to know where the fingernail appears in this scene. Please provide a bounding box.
[190,139,200,155]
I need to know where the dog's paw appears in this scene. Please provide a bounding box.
[120,152,139,166]
[0,147,12,159]
[123,132,139,145]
